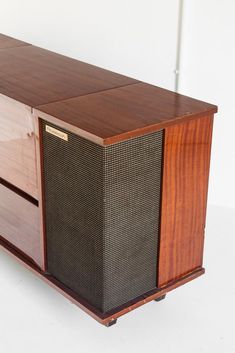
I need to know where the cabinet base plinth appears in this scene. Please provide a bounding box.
[0,236,205,326]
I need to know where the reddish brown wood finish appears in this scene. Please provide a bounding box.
[36,83,217,145]
[34,116,47,271]
[0,33,29,49]
[0,44,138,107]
[0,182,42,267]
[158,115,214,287]
[0,236,204,326]
[0,94,38,199]
[0,34,217,146]
[0,34,218,325]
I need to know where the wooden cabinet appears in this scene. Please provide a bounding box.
[0,33,218,326]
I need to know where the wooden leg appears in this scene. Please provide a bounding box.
[154,294,166,302]
[105,319,117,327]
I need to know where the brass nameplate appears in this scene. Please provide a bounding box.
[45,125,68,141]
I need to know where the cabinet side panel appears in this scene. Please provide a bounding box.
[158,115,214,287]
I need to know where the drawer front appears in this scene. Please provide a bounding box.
[0,94,38,199]
[0,182,42,266]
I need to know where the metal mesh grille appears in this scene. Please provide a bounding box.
[42,121,104,309]
[41,120,163,313]
[103,132,163,311]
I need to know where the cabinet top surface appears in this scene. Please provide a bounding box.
[0,34,138,107]
[37,83,217,145]
[0,34,217,145]
[0,34,30,50]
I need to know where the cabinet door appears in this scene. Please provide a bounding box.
[0,182,42,267]
[0,94,38,199]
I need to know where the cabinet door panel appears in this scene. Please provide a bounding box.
[0,182,42,267]
[0,94,38,199]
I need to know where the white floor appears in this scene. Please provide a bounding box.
[0,205,234,353]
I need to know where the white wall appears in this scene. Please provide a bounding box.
[179,0,235,208]
[0,0,179,90]
[0,0,234,208]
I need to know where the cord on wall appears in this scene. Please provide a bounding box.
[174,0,184,92]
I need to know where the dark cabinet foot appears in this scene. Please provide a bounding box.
[154,294,166,302]
[105,319,117,327]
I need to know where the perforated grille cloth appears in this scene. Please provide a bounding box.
[42,120,163,313]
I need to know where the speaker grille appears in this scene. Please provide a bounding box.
[41,121,163,313]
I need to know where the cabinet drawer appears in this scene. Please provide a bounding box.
[0,181,42,267]
[0,94,38,199]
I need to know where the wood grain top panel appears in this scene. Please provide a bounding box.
[36,83,217,145]
[0,33,30,50]
[0,45,138,107]
[0,34,217,145]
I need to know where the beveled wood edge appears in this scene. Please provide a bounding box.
[0,237,205,326]
[34,107,217,146]
[33,109,104,145]
[33,117,47,271]
[103,109,217,145]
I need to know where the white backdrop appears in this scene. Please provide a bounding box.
[179,0,235,208]
[0,0,179,90]
[1,1,233,209]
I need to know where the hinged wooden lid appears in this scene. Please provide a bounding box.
[0,34,217,145]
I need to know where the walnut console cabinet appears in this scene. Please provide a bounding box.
[0,34,217,326]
